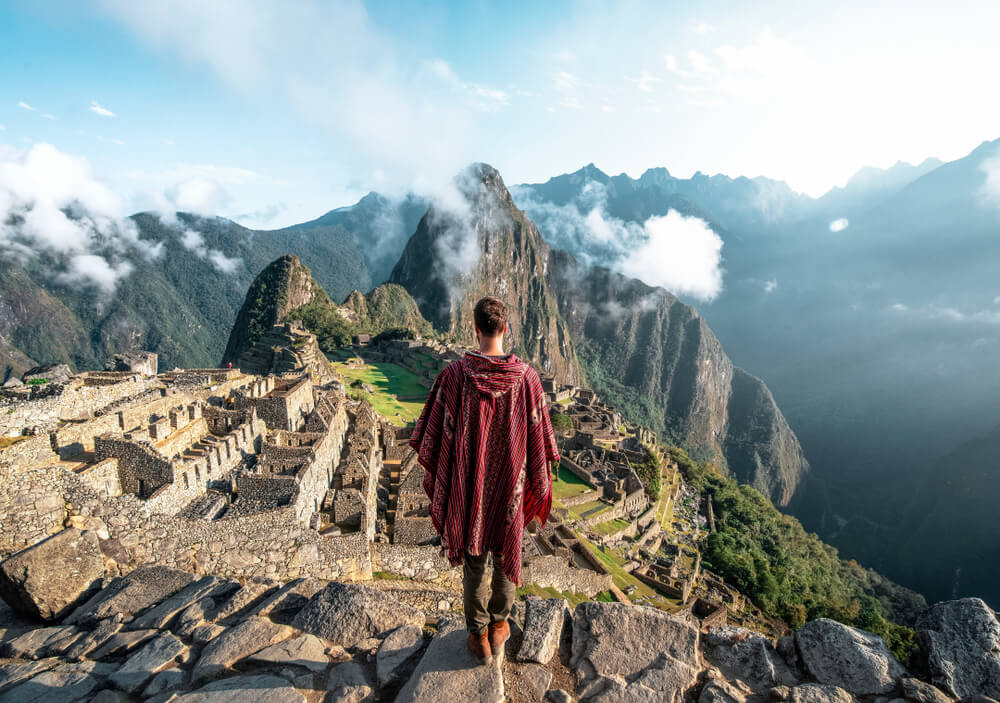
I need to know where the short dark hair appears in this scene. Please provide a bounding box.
[474,296,508,337]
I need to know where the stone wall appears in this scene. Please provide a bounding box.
[371,542,458,586]
[0,374,152,438]
[521,554,613,597]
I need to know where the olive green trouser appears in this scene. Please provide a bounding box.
[463,551,516,635]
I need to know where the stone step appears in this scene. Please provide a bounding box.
[395,617,503,703]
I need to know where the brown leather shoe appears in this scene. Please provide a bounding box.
[467,631,492,665]
[487,619,510,657]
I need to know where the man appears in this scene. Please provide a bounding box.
[410,296,559,665]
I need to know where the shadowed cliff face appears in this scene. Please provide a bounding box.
[546,249,808,506]
[389,164,580,384]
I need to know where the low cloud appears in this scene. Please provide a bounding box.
[829,217,849,232]
[177,227,242,273]
[513,180,724,301]
[17,101,35,111]
[977,149,1000,207]
[0,142,161,296]
[764,279,778,293]
[89,101,117,118]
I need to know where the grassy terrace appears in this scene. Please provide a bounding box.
[591,517,631,536]
[329,356,429,426]
[575,499,611,520]
[552,465,593,500]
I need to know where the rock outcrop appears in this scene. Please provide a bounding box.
[916,598,1000,700]
[389,163,581,384]
[0,561,995,703]
[0,528,104,622]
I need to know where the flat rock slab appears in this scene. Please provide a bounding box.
[109,632,188,693]
[326,660,374,703]
[89,628,159,661]
[247,578,324,619]
[395,617,504,703]
[584,654,700,703]
[376,624,426,687]
[64,615,123,661]
[65,566,195,627]
[1,626,79,660]
[518,598,570,665]
[790,684,854,703]
[248,633,330,673]
[173,674,306,703]
[292,582,424,648]
[571,602,700,684]
[0,529,104,622]
[129,577,222,631]
[916,598,1000,700]
[0,659,59,691]
[0,661,114,703]
[796,618,904,695]
[703,625,800,689]
[193,616,292,680]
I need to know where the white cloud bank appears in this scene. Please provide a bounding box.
[513,181,724,301]
[0,142,162,295]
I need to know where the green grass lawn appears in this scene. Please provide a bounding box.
[552,465,593,500]
[331,359,429,426]
[516,583,593,607]
[576,499,611,520]
[591,517,631,536]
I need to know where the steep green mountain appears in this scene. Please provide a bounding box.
[222,254,432,363]
[389,163,581,384]
[390,163,807,505]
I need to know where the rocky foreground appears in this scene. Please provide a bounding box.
[0,564,997,703]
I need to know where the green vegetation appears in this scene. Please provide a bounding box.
[332,359,428,426]
[551,464,592,500]
[25,378,49,386]
[670,446,923,662]
[576,499,611,520]
[515,583,592,607]
[0,436,26,450]
[550,412,574,431]
[287,299,357,349]
[631,443,661,500]
[372,327,415,344]
[591,517,631,536]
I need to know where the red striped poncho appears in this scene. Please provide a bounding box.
[409,351,559,585]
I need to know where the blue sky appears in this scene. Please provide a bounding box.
[2,0,1000,229]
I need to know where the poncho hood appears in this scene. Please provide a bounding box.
[461,351,528,397]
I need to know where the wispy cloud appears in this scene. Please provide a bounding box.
[628,69,661,93]
[89,100,117,117]
[687,50,718,76]
[664,54,689,77]
[553,71,582,109]
[764,278,777,293]
[40,113,56,120]
[17,101,36,111]
[111,138,125,145]
[0,124,5,131]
